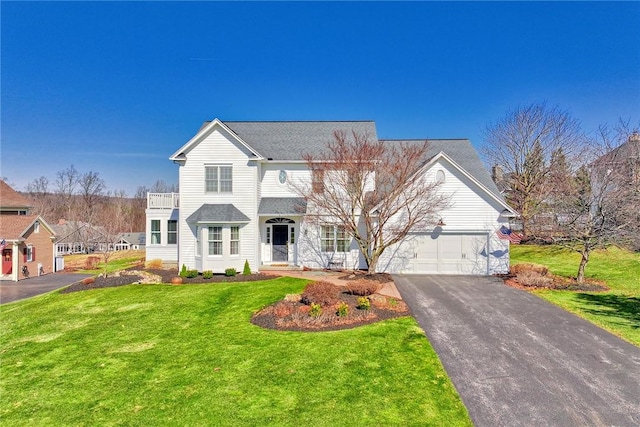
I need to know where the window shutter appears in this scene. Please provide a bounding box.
[32,247,36,261]
[23,248,27,262]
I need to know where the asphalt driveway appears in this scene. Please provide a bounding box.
[394,275,640,427]
[0,273,91,304]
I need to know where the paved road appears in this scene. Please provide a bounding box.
[0,273,92,304]
[394,275,640,427]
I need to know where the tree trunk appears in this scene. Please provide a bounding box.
[577,247,590,283]
[367,255,378,275]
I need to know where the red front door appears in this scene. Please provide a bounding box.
[2,249,12,275]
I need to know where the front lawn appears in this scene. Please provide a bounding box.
[0,277,471,426]
[511,245,640,346]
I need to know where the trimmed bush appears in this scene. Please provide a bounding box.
[516,271,553,287]
[184,269,199,278]
[336,302,349,317]
[225,268,237,277]
[345,279,381,296]
[202,270,213,279]
[309,303,322,318]
[180,264,188,278]
[243,260,251,275]
[300,281,341,307]
[356,296,371,310]
[510,263,549,276]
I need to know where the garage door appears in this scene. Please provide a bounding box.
[411,233,488,274]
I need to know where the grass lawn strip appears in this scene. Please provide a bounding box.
[0,277,471,426]
[510,245,640,347]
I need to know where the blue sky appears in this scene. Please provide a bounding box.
[2,1,639,195]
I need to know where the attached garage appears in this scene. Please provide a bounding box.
[408,232,489,275]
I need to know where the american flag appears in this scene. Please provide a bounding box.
[496,226,522,244]
[0,239,6,251]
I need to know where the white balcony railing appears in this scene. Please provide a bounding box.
[147,193,180,209]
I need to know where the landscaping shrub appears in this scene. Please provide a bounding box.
[309,303,322,318]
[180,264,188,278]
[356,296,371,310]
[84,256,100,269]
[225,268,237,277]
[300,281,341,307]
[345,279,381,296]
[510,262,549,276]
[273,301,294,318]
[516,270,554,287]
[202,270,213,279]
[145,258,163,269]
[243,260,251,275]
[336,301,349,317]
[185,269,199,278]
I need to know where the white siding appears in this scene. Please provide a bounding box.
[145,209,178,263]
[260,163,311,198]
[379,157,510,275]
[177,127,259,273]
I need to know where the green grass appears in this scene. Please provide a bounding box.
[0,278,471,426]
[511,245,640,346]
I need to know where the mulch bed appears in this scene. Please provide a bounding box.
[337,271,393,283]
[500,274,609,292]
[61,268,278,294]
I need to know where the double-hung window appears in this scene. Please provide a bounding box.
[230,226,240,255]
[205,165,233,193]
[320,225,349,252]
[167,220,177,244]
[151,220,161,244]
[208,226,223,255]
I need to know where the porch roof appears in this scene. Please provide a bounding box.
[258,197,307,216]
[186,204,250,224]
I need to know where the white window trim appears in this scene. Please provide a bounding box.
[320,225,349,253]
[205,164,233,194]
[26,245,34,262]
[230,226,240,256]
[167,220,177,245]
[150,220,161,245]
[208,226,223,256]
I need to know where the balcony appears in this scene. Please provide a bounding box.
[147,193,180,209]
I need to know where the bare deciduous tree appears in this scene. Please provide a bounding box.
[483,102,584,237]
[55,164,80,220]
[291,130,450,274]
[551,121,640,282]
[97,189,134,277]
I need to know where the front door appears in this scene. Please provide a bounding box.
[2,249,12,275]
[272,225,288,262]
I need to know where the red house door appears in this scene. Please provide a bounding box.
[2,249,12,275]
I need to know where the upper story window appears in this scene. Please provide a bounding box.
[312,170,324,193]
[278,170,288,185]
[34,221,40,233]
[205,165,233,193]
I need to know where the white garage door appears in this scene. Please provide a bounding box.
[411,233,488,275]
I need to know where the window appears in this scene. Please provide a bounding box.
[34,221,40,233]
[321,225,349,253]
[205,165,233,193]
[312,170,324,193]
[208,226,222,255]
[25,245,34,262]
[336,226,349,252]
[151,220,161,244]
[167,220,177,244]
[230,226,240,255]
[290,226,295,244]
[278,170,287,185]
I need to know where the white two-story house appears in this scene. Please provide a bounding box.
[146,119,516,275]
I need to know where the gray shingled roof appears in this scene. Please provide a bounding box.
[380,139,505,201]
[186,204,250,223]
[223,121,378,160]
[119,232,146,246]
[258,197,307,216]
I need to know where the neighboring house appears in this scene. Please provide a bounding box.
[51,219,108,256]
[0,180,56,281]
[146,119,517,275]
[115,233,146,251]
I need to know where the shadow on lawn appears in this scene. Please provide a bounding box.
[574,293,640,328]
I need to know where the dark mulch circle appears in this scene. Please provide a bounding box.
[61,268,279,293]
[251,291,410,332]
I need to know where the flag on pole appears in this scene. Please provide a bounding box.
[0,239,6,251]
[496,226,522,244]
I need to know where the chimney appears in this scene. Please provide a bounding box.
[492,165,504,183]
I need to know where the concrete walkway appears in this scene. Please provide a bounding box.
[0,273,92,304]
[394,274,640,427]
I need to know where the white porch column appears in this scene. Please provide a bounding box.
[11,242,19,282]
